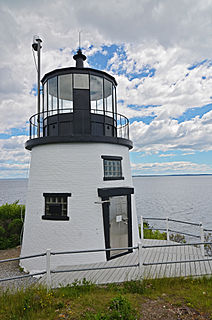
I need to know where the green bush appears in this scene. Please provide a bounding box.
[0,201,25,249]
[0,226,5,237]
[139,222,167,240]
[170,232,186,243]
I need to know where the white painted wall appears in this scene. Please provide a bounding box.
[20,142,139,272]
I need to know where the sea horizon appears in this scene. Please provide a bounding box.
[1,173,212,180]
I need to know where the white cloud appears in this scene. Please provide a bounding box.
[130,112,212,153]
[0,136,30,178]
[112,44,212,122]
[1,0,212,176]
[159,154,175,158]
[131,161,212,174]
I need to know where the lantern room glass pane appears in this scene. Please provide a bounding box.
[48,77,57,114]
[90,75,104,114]
[58,74,73,111]
[73,74,89,89]
[104,79,113,114]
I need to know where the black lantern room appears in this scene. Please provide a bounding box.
[26,49,132,150]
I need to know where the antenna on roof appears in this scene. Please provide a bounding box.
[79,31,81,49]
[73,31,86,68]
[32,35,42,137]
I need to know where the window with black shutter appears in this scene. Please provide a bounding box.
[42,193,71,220]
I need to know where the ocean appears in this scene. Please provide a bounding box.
[0,176,211,229]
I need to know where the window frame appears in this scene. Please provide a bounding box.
[42,193,71,221]
[101,155,124,181]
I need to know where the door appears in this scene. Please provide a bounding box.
[109,195,129,257]
[98,187,134,260]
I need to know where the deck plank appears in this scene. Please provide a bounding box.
[39,239,212,287]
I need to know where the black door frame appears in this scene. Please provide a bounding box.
[98,187,134,260]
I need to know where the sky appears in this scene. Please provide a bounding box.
[0,0,212,178]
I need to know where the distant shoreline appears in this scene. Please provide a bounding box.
[132,174,212,177]
[0,174,212,180]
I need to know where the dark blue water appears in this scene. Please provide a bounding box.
[0,176,211,229]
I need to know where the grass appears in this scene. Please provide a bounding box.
[0,277,211,319]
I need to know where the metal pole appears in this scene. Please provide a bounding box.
[140,216,144,240]
[138,242,143,279]
[200,222,205,256]
[37,39,42,138]
[166,217,170,241]
[46,249,51,290]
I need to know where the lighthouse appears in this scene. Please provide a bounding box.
[20,40,139,272]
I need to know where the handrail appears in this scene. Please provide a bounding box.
[140,215,211,258]
[52,246,138,256]
[0,252,46,264]
[0,246,138,265]
[168,218,201,226]
[0,218,211,286]
[168,229,200,239]
[28,108,130,140]
[0,272,46,283]
[0,237,211,286]
[142,241,212,248]
[143,217,166,221]
[0,246,139,285]
[52,264,139,274]
[143,258,212,266]
[142,217,201,226]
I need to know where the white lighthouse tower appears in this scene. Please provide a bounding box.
[21,41,139,272]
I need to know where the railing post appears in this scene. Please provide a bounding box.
[46,249,51,290]
[200,223,205,256]
[140,216,144,240]
[29,121,31,140]
[138,242,144,279]
[166,217,170,241]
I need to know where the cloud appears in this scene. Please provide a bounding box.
[110,44,212,122]
[1,0,212,177]
[159,154,175,158]
[130,111,212,153]
[131,161,212,175]
[0,136,30,178]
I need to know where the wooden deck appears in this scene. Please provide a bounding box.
[39,239,212,288]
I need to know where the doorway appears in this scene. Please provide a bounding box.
[98,187,133,260]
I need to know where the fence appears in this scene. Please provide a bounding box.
[0,218,212,286]
[0,246,139,288]
[28,108,130,140]
[139,216,212,278]
[140,216,212,256]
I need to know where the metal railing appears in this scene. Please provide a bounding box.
[0,246,139,288]
[139,216,212,266]
[140,216,210,241]
[28,108,129,140]
[0,217,212,287]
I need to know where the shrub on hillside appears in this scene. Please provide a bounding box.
[139,222,167,240]
[0,201,25,249]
